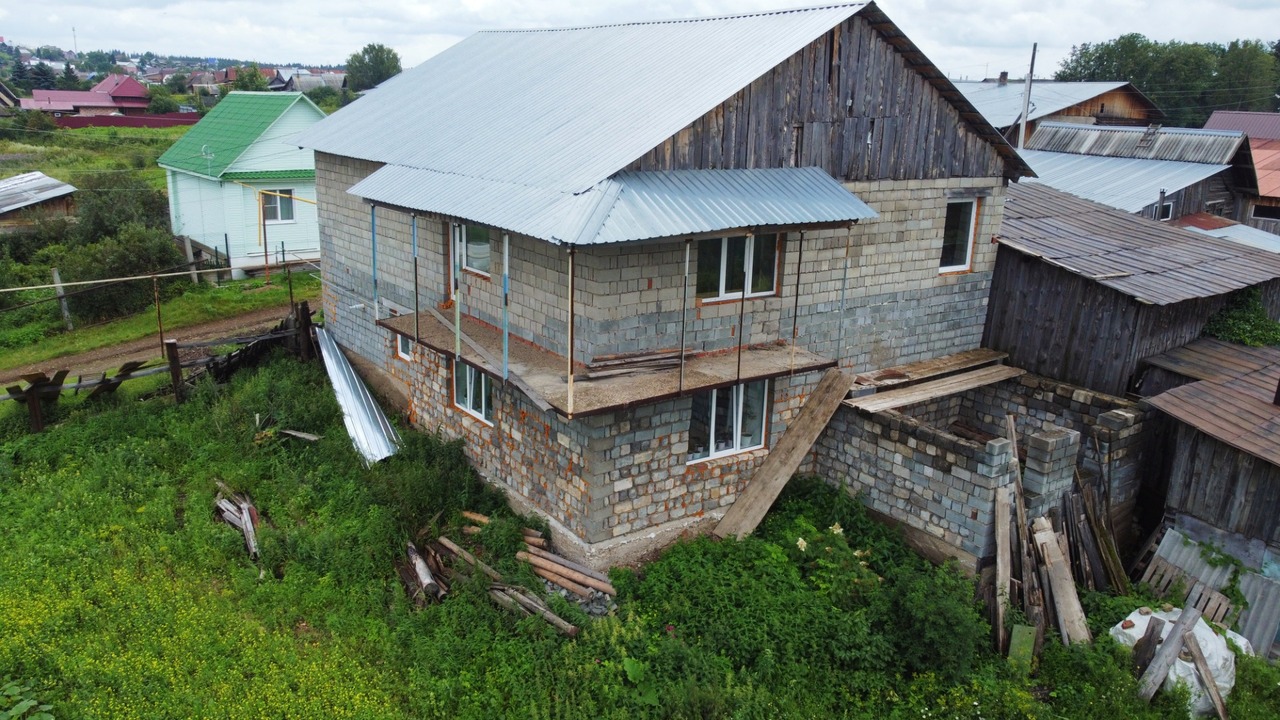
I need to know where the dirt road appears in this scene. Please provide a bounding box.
[0,305,295,385]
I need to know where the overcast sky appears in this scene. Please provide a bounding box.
[4,1,1279,80]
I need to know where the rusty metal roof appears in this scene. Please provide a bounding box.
[1152,527,1280,655]
[0,172,76,216]
[999,183,1280,305]
[1027,122,1246,164]
[1205,111,1280,142]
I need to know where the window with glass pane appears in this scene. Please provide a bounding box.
[396,333,413,360]
[263,189,294,223]
[695,235,777,299]
[453,361,493,423]
[938,200,975,272]
[462,224,491,275]
[688,379,769,462]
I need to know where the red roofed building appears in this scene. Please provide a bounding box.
[19,75,150,116]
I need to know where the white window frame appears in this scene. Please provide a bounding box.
[262,189,295,224]
[396,333,413,361]
[696,235,778,301]
[1251,204,1280,222]
[938,199,978,274]
[1157,202,1173,221]
[455,223,491,277]
[453,360,494,424]
[687,379,769,463]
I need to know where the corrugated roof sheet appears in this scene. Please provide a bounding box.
[1205,111,1280,142]
[158,92,319,179]
[298,2,1028,198]
[952,80,1136,128]
[1152,528,1280,654]
[1019,149,1229,213]
[1175,214,1280,254]
[352,166,877,245]
[315,327,401,466]
[0,171,76,216]
[1251,138,1280,199]
[999,183,1280,305]
[1027,122,1246,164]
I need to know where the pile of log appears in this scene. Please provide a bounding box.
[403,540,449,603]
[579,349,685,380]
[214,481,260,559]
[433,535,580,637]
[461,510,547,548]
[462,510,617,615]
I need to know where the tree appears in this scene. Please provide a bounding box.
[30,62,57,91]
[345,43,401,92]
[1210,40,1279,113]
[9,59,31,93]
[147,85,180,114]
[72,172,169,246]
[35,45,64,61]
[165,72,189,94]
[231,64,269,91]
[56,63,82,90]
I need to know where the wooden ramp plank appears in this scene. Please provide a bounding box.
[853,348,1009,388]
[845,365,1025,413]
[714,368,851,540]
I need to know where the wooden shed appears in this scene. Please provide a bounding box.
[984,183,1280,397]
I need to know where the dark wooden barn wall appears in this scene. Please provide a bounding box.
[624,15,1004,182]
[981,247,1269,396]
[1166,422,1280,545]
[1138,175,1235,222]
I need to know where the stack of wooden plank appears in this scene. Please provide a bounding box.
[214,481,260,559]
[1059,478,1130,595]
[579,349,685,380]
[403,540,449,603]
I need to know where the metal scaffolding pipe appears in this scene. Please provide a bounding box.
[503,233,510,381]
[412,213,420,343]
[566,245,576,418]
[679,238,690,393]
[370,204,379,319]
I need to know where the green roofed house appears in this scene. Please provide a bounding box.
[158,91,325,272]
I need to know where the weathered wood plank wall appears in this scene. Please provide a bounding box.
[1166,422,1280,545]
[983,248,1280,396]
[624,17,1005,182]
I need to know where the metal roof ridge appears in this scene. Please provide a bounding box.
[480,2,866,34]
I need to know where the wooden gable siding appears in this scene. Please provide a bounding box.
[982,247,1280,396]
[1165,422,1280,545]
[624,15,1004,182]
[1049,87,1159,126]
[1139,174,1236,222]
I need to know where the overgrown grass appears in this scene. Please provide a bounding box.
[0,125,190,190]
[0,274,320,371]
[0,356,1273,718]
[1203,287,1280,347]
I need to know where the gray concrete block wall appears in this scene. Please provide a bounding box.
[812,405,1016,559]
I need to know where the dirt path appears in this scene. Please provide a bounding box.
[0,305,295,384]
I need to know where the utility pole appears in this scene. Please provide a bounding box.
[1018,43,1037,149]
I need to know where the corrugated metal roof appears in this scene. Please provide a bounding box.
[298,2,1029,197]
[952,80,1134,128]
[1027,122,1246,164]
[0,171,76,216]
[316,327,401,465]
[1251,138,1280,199]
[1152,528,1280,654]
[301,4,868,194]
[1205,111,1280,142]
[1019,149,1229,213]
[999,183,1280,305]
[158,92,321,179]
[1176,216,1280,254]
[352,166,876,245]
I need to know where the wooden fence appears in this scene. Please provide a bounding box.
[3,302,313,433]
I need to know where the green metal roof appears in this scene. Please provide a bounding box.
[158,92,317,179]
[221,170,317,181]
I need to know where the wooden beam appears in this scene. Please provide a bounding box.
[1033,519,1091,645]
[1137,607,1202,702]
[845,365,1024,413]
[1183,631,1228,720]
[714,368,851,539]
[995,485,1012,655]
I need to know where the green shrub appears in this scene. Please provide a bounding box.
[1203,287,1280,346]
[71,172,169,246]
[59,223,187,322]
[0,677,53,719]
[869,560,989,683]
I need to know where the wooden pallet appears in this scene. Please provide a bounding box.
[1141,556,1235,624]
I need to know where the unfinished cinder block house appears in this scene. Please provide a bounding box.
[297,2,1034,565]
